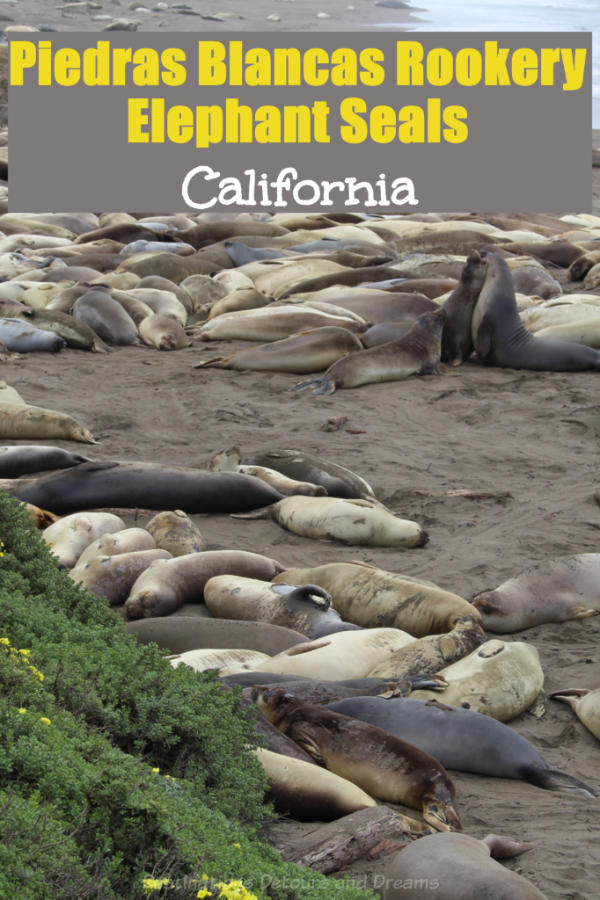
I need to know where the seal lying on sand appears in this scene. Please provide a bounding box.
[325,697,597,797]
[253,687,461,832]
[471,250,600,370]
[0,445,90,477]
[292,308,446,394]
[381,832,548,899]
[551,688,600,740]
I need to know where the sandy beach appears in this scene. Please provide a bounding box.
[1,4,599,899]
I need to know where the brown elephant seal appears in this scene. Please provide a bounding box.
[22,502,59,528]
[234,496,427,548]
[410,640,544,722]
[70,548,173,605]
[441,249,487,365]
[0,444,90,477]
[253,688,461,832]
[194,326,363,375]
[72,290,139,345]
[6,461,284,515]
[144,509,206,556]
[138,313,190,350]
[326,697,597,797]
[223,672,446,693]
[241,677,436,707]
[125,616,306,656]
[237,465,327,497]
[0,403,95,444]
[252,746,378,821]
[195,304,365,343]
[292,308,446,394]
[240,628,415,680]
[471,251,600,370]
[551,688,600,740]
[124,550,285,618]
[203,575,359,639]
[364,277,458,298]
[241,448,376,500]
[473,553,600,632]
[42,511,125,569]
[367,619,486,679]
[272,562,481,637]
[74,527,156,568]
[511,264,561,299]
[381,832,547,899]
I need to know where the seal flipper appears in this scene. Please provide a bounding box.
[291,377,336,395]
[520,764,597,799]
[230,502,278,520]
[290,378,322,392]
[483,834,537,859]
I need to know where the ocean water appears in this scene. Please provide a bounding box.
[377,0,600,127]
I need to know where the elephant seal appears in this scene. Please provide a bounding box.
[70,548,173,605]
[511,264,561,299]
[325,697,597,797]
[74,527,156,568]
[272,562,481,637]
[21,502,59,528]
[551,688,600,740]
[237,465,327,497]
[0,445,90,477]
[138,313,190,350]
[252,746,378,821]
[409,640,544,722]
[195,304,366,343]
[241,678,438,707]
[441,250,487,365]
[125,616,307,656]
[293,308,446,394]
[203,575,359,639]
[253,688,461,831]
[42,511,125,569]
[72,291,140,345]
[223,672,446,692]
[168,648,270,673]
[241,448,376,500]
[194,326,363,375]
[367,619,486,679]
[0,403,95,444]
[239,628,415,680]
[471,251,600,370]
[0,317,67,353]
[144,509,206,556]
[124,549,285,618]
[473,553,600,632]
[6,461,284,515]
[234,496,427,548]
[381,832,548,900]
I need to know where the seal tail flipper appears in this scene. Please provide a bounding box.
[549,688,591,709]
[230,503,278,520]
[192,356,231,369]
[290,378,323,393]
[521,764,598,798]
[483,835,538,860]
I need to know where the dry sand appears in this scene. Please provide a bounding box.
[1,4,600,899]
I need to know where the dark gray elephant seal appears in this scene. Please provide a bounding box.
[382,832,548,900]
[5,460,284,514]
[325,697,596,797]
[441,249,487,365]
[73,290,139,345]
[0,445,90,477]
[240,675,443,706]
[241,449,376,500]
[221,672,446,691]
[472,251,600,370]
[293,308,446,395]
[126,616,306,656]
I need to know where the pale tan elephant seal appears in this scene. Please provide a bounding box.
[70,548,173,605]
[381,832,547,899]
[42,511,126,569]
[410,640,544,722]
[367,619,486,679]
[550,688,600,740]
[234,496,427,548]
[0,402,95,443]
[272,562,481,637]
[138,313,190,350]
[74,527,156,568]
[144,509,207,556]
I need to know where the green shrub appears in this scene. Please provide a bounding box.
[0,492,375,900]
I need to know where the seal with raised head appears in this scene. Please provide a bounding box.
[366,619,486,679]
[272,562,481,637]
[253,687,461,832]
[473,553,600,631]
[471,250,600,370]
[292,308,446,394]
[441,249,487,365]
[325,696,597,797]
[381,832,548,900]
[233,496,428,548]
[551,688,600,740]
[203,575,359,639]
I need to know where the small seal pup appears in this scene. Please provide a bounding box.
[381,832,548,899]
[253,687,461,832]
[550,688,600,740]
[292,307,447,394]
[471,250,600,370]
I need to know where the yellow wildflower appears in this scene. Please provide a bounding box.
[152,767,160,774]
[196,891,212,899]
[17,708,26,714]
[142,876,170,893]
[233,843,241,849]
[19,649,30,656]
[201,874,209,880]
[40,717,51,725]
[0,638,9,646]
